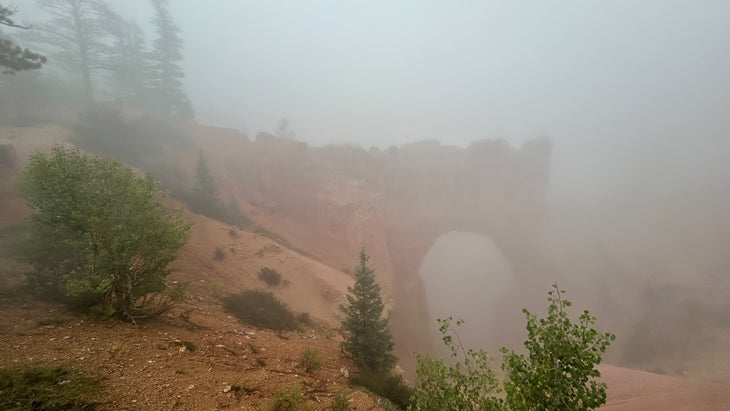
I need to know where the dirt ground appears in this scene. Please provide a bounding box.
[0,298,383,410]
[600,364,730,410]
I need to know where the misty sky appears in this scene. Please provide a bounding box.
[98,1,730,148]
[20,1,730,202]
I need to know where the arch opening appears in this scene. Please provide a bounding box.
[419,231,522,355]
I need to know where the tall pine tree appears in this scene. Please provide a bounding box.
[340,249,396,373]
[97,2,152,105]
[149,0,192,118]
[26,0,108,104]
[191,150,220,215]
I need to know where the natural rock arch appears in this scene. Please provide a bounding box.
[189,129,554,371]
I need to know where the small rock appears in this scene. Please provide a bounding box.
[223,385,232,393]
[186,384,195,391]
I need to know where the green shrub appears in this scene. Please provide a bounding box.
[211,281,223,300]
[299,349,323,373]
[270,386,304,411]
[222,290,298,331]
[296,312,311,325]
[248,343,261,354]
[258,267,282,286]
[501,284,616,411]
[350,369,412,410]
[0,366,99,410]
[408,284,615,411]
[20,146,190,320]
[331,391,350,411]
[409,318,502,411]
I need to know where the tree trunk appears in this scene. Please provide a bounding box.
[72,1,93,105]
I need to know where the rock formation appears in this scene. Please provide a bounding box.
[194,129,553,367]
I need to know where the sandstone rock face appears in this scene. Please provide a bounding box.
[194,129,552,367]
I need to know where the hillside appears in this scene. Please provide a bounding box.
[2,123,730,410]
[0,125,383,410]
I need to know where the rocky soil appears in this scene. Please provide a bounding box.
[0,297,383,410]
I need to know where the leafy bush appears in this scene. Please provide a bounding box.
[501,284,615,411]
[350,369,412,410]
[332,391,350,411]
[299,349,323,373]
[270,386,304,411]
[222,290,298,331]
[20,146,190,320]
[408,284,615,411]
[409,318,502,410]
[258,267,282,286]
[296,312,311,325]
[0,366,99,410]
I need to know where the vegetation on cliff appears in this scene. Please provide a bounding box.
[20,145,189,320]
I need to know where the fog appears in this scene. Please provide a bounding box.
[4,0,730,381]
[107,1,730,205]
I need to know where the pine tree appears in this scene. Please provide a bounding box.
[0,4,46,74]
[273,118,296,140]
[340,249,396,373]
[97,3,152,105]
[26,0,109,104]
[149,0,193,118]
[191,150,219,214]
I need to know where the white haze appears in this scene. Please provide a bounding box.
[15,0,730,376]
[91,0,730,206]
